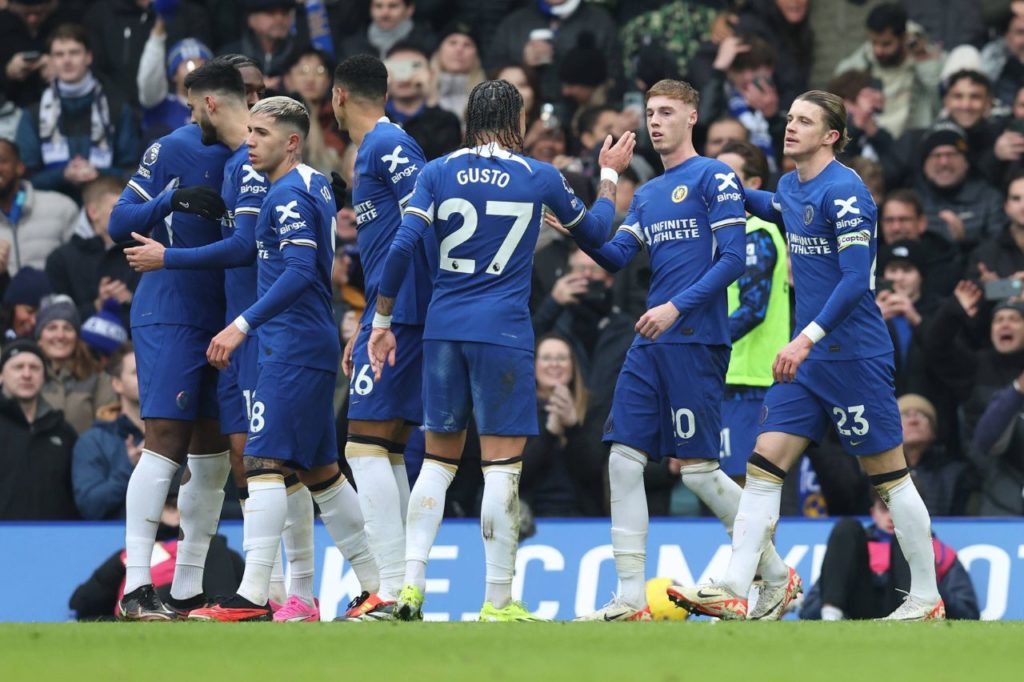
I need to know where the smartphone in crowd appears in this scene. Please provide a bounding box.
[984,279,1023,301]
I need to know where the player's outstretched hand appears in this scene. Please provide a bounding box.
[598,131,636,173]
[342,333,357,378]
[367,327,396,381]
[171,186,226,221]
[542,210,571,237]
[125,232,167,272]
[772,335,813,383]
[207,323,246,370]
[635,301,680,340]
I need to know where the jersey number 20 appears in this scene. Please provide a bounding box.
[437,199,533,275]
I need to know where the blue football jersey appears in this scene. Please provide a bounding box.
[250,164,340,372]
[354,118,434,325]
[771,160,892,360]
[403,145,588,351]
[221,145,266,324]
[111,124,230,332]
[618,156,747,346]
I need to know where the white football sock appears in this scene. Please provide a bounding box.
[124,449,179,593]
[723,476,782,597]
[284,483,315,603]
[608,444,648,608]
[390,452,411,524]
[237,478,287,605]
[404,459,456,592]
[269,544,287,605]
[681,461,789,583]
[311,477,379,594]
[879,476,940,602]
[481,463,521,609]
[349,452,406,601]
[171,451,230,600]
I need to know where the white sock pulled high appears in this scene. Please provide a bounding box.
[390,451,411,524]
[404,459,456,592]
[237,477,287,605]
[480,460,522,609]
[878,475,940,602]
[311,476,379,594]
[723,476,782,597]
[348,446,406,601]
[124,449,179,593]
[608,443,648,608]
[681,460,789,584]
[283,482,315,603]
[171,451,230,600]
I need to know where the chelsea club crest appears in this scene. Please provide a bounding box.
[671,185,688,203]
[803,205,814,224]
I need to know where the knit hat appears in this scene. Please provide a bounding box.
[994,300,1024,317]
[919,122,968,163]
[34,294,80,339]
[897,393,937,429]
[81,299,128,356]
[167,38,213,80]
[879,240,927,274]
[1,266,51,307]
[1,338,46,372]
[243,0,295,13]
[437,19,475,46]
[558,32,607,87]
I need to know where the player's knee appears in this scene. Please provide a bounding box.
[481,454,523,474]
[609,443,647,480]
[869,467,910,501]
[345,434,392,460]
[143,420,192,462]
[304,466,344,493]
[244,457,285,483]
[746,453,786,485]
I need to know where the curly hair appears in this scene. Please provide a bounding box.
[463,79,524,151]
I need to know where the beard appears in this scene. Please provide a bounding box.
[198,111,219,146]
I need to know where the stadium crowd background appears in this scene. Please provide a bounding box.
[0,0,1023,535]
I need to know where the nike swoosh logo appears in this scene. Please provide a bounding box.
[696,590,720,599]
[850,440,863,446]
[603,613,622,621]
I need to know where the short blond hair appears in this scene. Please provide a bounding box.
[250,95,310,139]
[645,79,700,109]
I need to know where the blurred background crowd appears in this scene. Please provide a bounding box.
[1,0,1023,531]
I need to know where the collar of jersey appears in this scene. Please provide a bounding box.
[447,144,532,172]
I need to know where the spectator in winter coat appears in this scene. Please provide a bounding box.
[72,344,140,520]
[0,138,78,276]
[0,338,79,520]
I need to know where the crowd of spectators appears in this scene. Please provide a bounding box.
[1,0,1023,524]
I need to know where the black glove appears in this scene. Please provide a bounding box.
[330,171,348,207]
[171,186,226,221]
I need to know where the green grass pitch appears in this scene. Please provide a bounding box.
[2,621,1021,681]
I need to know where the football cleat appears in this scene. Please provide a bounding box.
[479,601,545,622]
[340,591,372,619]
[666,582,748,620]
[117,585,177,622]
[188,594,272,622]
[395,585,425,621]
[749,568,803,621]
[164,593,209,619]
[880,595,946,621]
[354,600,399,621]
[269,599,284,614]
[272,596,320,622]
[574,596,652,622]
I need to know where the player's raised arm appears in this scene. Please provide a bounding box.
[744,187,783,224]
[109,141,226,242]
[543,200,643,273]
[551,133,636,250]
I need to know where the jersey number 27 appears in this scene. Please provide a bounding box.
[437,199,533,276]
